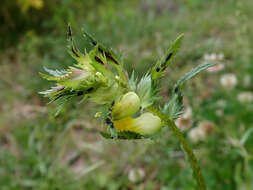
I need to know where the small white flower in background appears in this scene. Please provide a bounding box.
[207,64,224,73]
[237,92,253,103]
[204,53,216,61]
[183,106,192,118]
[198,121,216,135]
[210,53,217,60]
[128,168,145,183]
[203,52,225,73]
[188,121,216,143]
[215,109,224,116]
[175,107,193,131]
[220,74,237,90]
[203,52,224,62]
[188,127,205,143]
[216,99,226,108]
[243,75,251,87]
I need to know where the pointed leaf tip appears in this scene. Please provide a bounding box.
[173,62,218,91]
[151,34,184,80]
[67,23,72,41]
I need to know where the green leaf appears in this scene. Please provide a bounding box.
[39,67,69,81]
[39,72,63,81]
[67,24,83,61]
[67,41,82,61]
[164,62,218,120]
[43,67,66,77]
[39,86,65,98]
[151,34,184,80]
[88,45,114,79]
[83,29,121,66]
[240,127,253,145]
[54,95,74,117]
[99,131,112,139]
[173,62,218,92]
[109,126,118,138]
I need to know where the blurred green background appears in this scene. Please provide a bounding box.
[0,0,253,189]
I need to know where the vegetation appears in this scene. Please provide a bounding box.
[0,0,253,189]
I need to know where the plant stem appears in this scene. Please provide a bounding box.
[147,106,206,190]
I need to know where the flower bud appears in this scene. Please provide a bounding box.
[68,67,90,80]
[112,92,141,120]
[128,168,145,183]
[59,67,90,89]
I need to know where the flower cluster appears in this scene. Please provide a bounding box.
[40,26,217,140]
[220,73,238,90]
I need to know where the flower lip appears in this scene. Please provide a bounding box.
[132,112,162,135]
[114,112,162,135]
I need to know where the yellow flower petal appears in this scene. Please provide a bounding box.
[114,117,135,132]
[113,112,162,135]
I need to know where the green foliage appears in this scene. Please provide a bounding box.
[173,62,218,91]
[151,34,184,80]
[0,0,108,48]
[163,62,218,120]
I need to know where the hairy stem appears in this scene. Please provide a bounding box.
[147,106,206,190]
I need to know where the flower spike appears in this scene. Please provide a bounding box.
[40,28,217,139]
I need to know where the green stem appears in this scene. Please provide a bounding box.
[147,106,206,190]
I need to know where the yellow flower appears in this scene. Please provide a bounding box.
[114,112,162,135]
[112,92,141,120]
[114,117,134,132]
